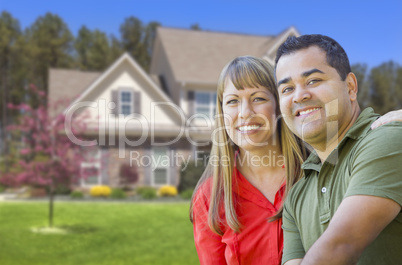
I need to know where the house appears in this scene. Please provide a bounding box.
[48,26,300,189]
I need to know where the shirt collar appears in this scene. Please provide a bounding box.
[232,166,285,210]
[302,108,380,177]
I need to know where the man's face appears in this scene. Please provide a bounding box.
[275,46,356,147]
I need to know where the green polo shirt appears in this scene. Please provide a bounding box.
[282,108,402,265]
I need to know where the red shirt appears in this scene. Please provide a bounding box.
[193,167,285,265]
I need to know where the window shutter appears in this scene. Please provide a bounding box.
[188,91,195,116]
[133,91,141,114]
[111,90,119,115]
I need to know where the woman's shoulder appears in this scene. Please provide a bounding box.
[193,177,213,204]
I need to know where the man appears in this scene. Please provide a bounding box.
[274,34,402,265]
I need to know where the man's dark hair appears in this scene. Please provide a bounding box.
[274,34,351,81]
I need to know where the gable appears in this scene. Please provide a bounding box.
[263,26,300,64]
[64,54,183,131]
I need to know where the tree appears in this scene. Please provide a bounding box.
[0,11,23,157]
[74,26,92,70]
[190,23,201,30]
[119,17,160,72]
[75,26,113,71]
[25,13,74,94]
[395,66,402,108]
[3,84,91,227]
[352,63,369,109]
[120,16,145,67]
[142,21,161,68]
[109,34,123,63]
[367,61,399,114]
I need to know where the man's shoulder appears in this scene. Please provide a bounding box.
[356,121,402,150]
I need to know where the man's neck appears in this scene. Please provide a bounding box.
[314,108,361,163]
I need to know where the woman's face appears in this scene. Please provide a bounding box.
[222,80,279,152]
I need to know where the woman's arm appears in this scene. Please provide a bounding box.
[192,191,227,265]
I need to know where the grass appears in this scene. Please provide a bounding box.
[0,201,199,265]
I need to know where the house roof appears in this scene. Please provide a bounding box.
[65,52,177,109]
[154,26,299,84]
[48,69,101,116]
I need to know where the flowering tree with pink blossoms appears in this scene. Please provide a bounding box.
[3,84,93,227]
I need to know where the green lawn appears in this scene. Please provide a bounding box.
[0,201,199,265]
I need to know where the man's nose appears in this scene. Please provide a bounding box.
[293,86,311,103]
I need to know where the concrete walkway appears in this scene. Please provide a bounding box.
[0,192,18,201]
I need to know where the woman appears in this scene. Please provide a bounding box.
[190,55,402,265]
[191,56,306,264]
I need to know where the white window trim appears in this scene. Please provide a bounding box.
[119,90,134,115]
[151,148,170,187]
[195,91,216,119]
[80,149,102,187]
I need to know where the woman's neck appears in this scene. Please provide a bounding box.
[236,142,284,184]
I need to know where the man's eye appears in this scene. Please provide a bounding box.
[282,87,293,94]
[308,79,320,85]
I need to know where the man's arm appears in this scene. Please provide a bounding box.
[301,123,402,264]
[300,195,400,265]
[282,194,306,265]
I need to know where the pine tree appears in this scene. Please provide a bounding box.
[25,12,74,94]
[0,11,22,157]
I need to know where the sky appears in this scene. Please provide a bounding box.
[0,0,401,68]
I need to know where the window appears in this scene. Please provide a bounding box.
[80,148,101,186]
[195,91,216,119]
[120,91,133,115]
[152,148,169,186]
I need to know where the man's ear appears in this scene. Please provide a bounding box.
[346,72,358,101]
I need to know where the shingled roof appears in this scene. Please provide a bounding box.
[153,27,298,84]
[48,68,101,109]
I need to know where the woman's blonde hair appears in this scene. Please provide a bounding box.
[190,56,307,235]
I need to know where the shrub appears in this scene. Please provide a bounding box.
[178,160,205,192]
[180,188,194,200]
[110,188,127,199]
[158,185,178,197]
[90,185,111,197]
[47,184,71,195]
[70,190,84,199]
[0,185,5,193]
[136,186,157,200]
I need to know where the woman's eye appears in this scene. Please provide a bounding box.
[254,97,266,102]
[226,99,238,105]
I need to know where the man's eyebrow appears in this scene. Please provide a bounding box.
[302,68,324,77]
[277,69,324,87]
[277,77,291,87]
